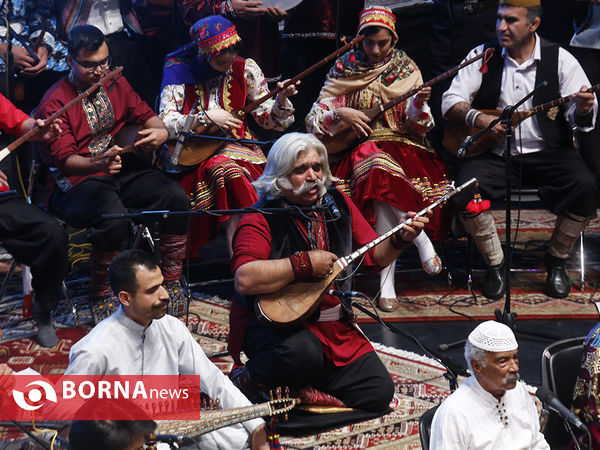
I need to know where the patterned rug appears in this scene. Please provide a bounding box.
[352,209,600,323]
[0,295,454,449]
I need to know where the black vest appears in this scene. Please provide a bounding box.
[234,188,354,312]
[472,39,572,150]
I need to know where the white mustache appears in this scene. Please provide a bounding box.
[294,179,324,195]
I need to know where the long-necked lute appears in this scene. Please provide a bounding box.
[320,48,494,155]
[0,67,124,164]
[164,35,366,168]
[256,177,477,326]
[153,396,298,439]
[443,83,600,158]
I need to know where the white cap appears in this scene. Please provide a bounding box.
[468,321,518,352]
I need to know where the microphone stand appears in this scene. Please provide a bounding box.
[439,81,561,352]
[333,290,467,392]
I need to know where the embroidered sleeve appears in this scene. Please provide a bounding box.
[305,94,347,138]
[244,58,295,131]
[159,84,191,139]
[406,96,434,136]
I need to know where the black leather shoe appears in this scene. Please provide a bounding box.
[483,260,506,300]
[545,254,571,298]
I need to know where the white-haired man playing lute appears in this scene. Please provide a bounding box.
[227,132,431,412]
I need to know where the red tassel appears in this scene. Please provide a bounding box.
[467,181,491,213]
[467,198,491,213]
[479,47,494,74]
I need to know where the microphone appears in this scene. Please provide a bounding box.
[456,135,473,159]
[155,433,194,445]
[327,289,364,297]
[536,386,589,432]
[32,431,70,449]
[171,99,200,165]
[321,194,340,219]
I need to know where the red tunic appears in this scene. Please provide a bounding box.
[0,93,30,136]
[36,75,156,195]
[230,190,382,367]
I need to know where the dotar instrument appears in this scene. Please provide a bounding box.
[443,83,600,158]
[162,35,366,169]
[0,67,124,164]
[256,177,478,326]
[320,48,494,155]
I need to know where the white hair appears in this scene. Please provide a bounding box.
[464,340,489,373]
[253,132,337,200]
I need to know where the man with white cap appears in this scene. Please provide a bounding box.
[430,320,549,449]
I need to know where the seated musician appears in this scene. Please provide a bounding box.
[430,321,549,449]
[305,6,452,313]
[228,132,430,412]
[442,0,599,300]
[65,249,269,450]
[158,15,297,257]
[35,25,191,322]
[0,100,65,347]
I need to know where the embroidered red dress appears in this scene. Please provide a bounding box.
[306,49,451,240]
[160,56,294,255]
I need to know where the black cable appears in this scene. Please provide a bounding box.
[344,291,468,390]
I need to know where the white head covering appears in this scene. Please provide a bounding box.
[468,321,518,352]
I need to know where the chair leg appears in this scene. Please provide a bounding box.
[0,260,18,300]
[62,281,79,326]
[579,231,585,291]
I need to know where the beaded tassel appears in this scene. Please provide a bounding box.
[466,180,491,213]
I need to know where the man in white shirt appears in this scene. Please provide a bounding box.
[65,249,269,450]
[430,320,549,450]
[442,0,599,300]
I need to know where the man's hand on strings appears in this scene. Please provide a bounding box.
[275,79,300,105]
[473,112,506,135]
[21,117,62,141]
[573,85,595,115]
[21,47,49,77]
[336,107,373,138]
[96,149,122,175]
[395,211,431,243]
[32,117,62,141]
[204,109,243,131]
[308,250,338,279]
[135,127,169,151]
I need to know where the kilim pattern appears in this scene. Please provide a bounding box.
[188,158,254,211]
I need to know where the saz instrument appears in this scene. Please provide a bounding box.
[150,391,298,444]
[0,67,124,164]
[320,48,494,155]
[443,83,600,158]
[163,35,366,168]
[256,178,477,326]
